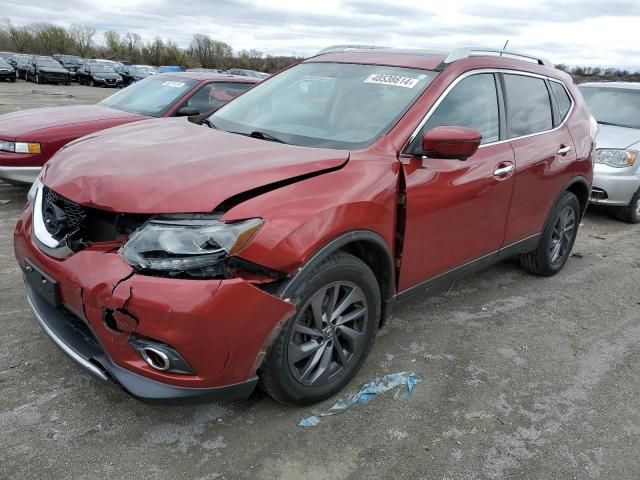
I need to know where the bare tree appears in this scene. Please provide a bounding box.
[70,24,96,57]
[6,21,32,52]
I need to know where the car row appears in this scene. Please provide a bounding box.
[7,46,602,406]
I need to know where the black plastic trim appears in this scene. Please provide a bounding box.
[278,230,396,302]
[395,234,541,302]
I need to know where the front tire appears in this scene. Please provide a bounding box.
[520,191,581,276]
[614,187,640,224]
[260,252,380,405]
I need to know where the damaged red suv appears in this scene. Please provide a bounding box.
[14,47,595,405]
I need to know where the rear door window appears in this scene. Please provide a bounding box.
[504,74,553,137]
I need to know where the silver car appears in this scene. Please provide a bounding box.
[578,82,640,223]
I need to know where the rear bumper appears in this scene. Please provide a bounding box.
[26,282,258,403]
[0,166,41,184]
[590,170,640,206]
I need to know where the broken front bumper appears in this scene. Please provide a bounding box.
[14,204,294,402]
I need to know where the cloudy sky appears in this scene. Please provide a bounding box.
[4,0,640,68]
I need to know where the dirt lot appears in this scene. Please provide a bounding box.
[1,79,639,480]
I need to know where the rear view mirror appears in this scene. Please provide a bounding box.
[422,126,482,161]
[176,107,200,117]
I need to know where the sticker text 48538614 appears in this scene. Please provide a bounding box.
[364,74,419,88]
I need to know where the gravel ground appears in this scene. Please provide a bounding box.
[1,79,639,480]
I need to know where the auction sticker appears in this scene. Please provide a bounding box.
[364,74,419,88]
[162,81,186,88]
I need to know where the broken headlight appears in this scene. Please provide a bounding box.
[120,215,262,274]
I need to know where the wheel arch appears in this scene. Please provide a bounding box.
[565,175,591,217]
[277,230,396,327]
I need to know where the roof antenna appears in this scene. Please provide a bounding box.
[500,40,509,56]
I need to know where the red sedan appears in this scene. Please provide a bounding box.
[0,72,258,184]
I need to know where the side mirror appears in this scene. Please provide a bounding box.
[421,126,482,161]
[176,106,200,117]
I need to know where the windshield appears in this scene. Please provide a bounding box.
[99,75,197,116]
[129,66,157,75]
[579,86,640,129]
[90,65,115,73]
[0,58,10,67]
[210,62,437,149]
[37,59,63,68]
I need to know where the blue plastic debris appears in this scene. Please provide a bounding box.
[298,415,320,427]
[297,372,422,427]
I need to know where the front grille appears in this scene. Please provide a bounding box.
[42,186,87,237]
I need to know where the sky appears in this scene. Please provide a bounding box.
[3,0,640,68]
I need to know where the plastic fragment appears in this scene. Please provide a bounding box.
[298,415,320,427]
[297,372,422,427]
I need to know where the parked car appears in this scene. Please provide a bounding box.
[228,68,270,79]
[52,54,85,82]
[578,82,640,223]
[77,63,123,87]
[13,46,594,405]
[0,57,16,82]
[0,72,258,184]
[9,54,33,79]
[158,65,184,73]
[25,57,71,85]
[118,65,158,86]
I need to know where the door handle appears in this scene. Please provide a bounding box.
[557,145,572,155]
[494,164,515,177]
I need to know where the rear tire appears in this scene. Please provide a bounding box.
[260,252,380,405]
[520,191,581,277]
[614,188,640,224]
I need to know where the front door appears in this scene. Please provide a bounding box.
[398,72,515,292]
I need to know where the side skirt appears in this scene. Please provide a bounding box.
[394,233,541,303]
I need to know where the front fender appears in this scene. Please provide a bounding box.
[222,159,400,274]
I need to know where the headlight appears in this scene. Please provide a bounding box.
[121,215,263,275]
[595,149,637,168]
[0,141,41,154]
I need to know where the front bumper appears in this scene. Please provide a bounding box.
[590,165,640,206]
[14,201,295,402]
[0,166,41,184]
[0,71,15,79]
[26,283,258,403]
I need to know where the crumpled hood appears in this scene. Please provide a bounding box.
[43,118,349,213]
[596,124,640,150]
[0,105,143,139]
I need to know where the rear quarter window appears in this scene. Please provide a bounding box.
[504,74,553,138]
[550,81,572,122]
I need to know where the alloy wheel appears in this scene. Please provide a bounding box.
[635,197,640,216]
[549,205,576,264]
[288,281,369,386]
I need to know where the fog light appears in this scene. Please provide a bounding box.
[128,338,195,374]
[140,347,170,371]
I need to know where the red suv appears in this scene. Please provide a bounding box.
[14,47,595,405]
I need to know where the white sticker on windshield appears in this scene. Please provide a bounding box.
[162,81,186,88]
[364,74,419,88]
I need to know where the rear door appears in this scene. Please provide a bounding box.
[501,73,578,244]
[398,72,515,292]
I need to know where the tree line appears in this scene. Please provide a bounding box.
[0,20,302,73]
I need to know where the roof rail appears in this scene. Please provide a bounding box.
[444,48,554,68]
[314,44,389,56]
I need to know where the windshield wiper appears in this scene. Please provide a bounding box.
[245,130,287,144]
[597,120,628,128]
[201,118,217,129]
